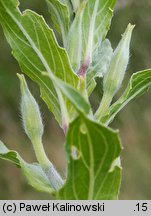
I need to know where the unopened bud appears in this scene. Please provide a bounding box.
[18,74,64,190]
[95,24,135,121]
[17,74,43,142]
[103,24,135,97]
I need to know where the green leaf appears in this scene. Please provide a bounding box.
[0,0,79,126]
[66,0,116,72]
[58,117,122,200]
[101,69,151,125]
[46,0,72,44]
[0,141,54,194]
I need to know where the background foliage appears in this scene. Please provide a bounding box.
[0,0,151,199]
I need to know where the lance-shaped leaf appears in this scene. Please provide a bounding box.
[66,0,116,73]
[58,117,122,200]
[46,0,72,44]
[0,140,54,194]
[101,69,151,125]
[0,0,79,126]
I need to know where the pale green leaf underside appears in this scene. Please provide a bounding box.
[87,39,113,95]
[0,141,54,194]
[0,0,79,126]
[101,69,151,124]
[90,39,113,78]
[58,117,122,200]
[46,0,71,44]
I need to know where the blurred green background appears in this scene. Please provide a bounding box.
[0,0,151,199]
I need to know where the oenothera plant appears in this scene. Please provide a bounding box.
[0,0,151,200]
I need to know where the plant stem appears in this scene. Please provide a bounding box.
[33,138,64,191]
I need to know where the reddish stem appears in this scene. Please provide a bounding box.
[78,58,90,77]
[63,122,68,135]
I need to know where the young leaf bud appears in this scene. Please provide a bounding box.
[17,74,43,142]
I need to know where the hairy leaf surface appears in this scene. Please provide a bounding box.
[101,69,151,124]
[58,117,122,200]
[0,141,54,194]
[87,39,113,95]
